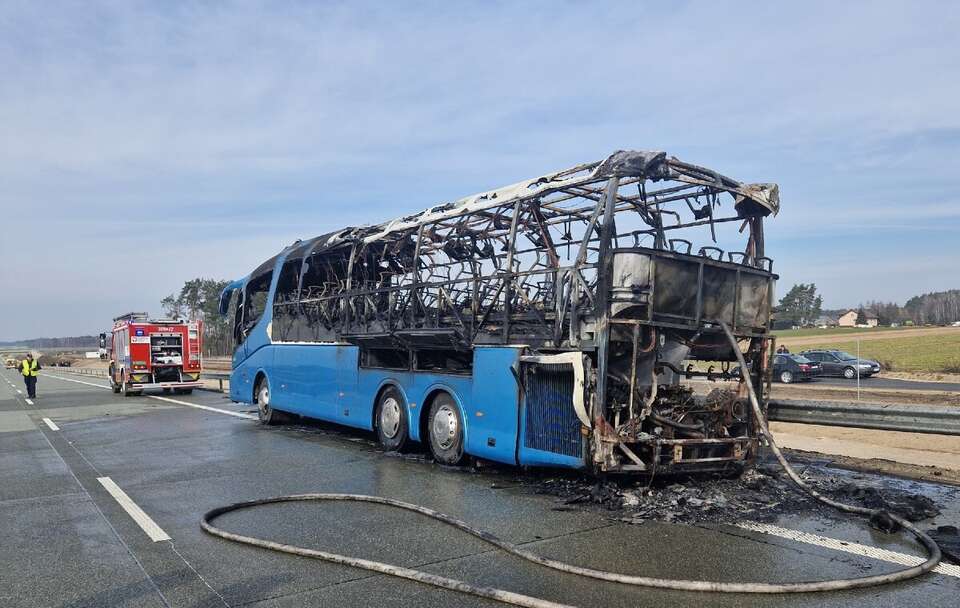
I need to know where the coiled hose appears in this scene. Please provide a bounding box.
[201,322,941,607]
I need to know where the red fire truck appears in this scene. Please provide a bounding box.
[108,312,203,396]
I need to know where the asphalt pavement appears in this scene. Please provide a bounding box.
[811,376,960,392]
[1,367,958,608]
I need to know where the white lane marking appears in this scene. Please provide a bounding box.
[16,389,22,394]
[43,373,256,420]
[147,394,256,420]
[737,521,960,579]
[97,476,171,542]
[41,374,111,390]
[42,417,60,431]
[25,398,34,405]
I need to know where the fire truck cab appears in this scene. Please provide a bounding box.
[108,312,203,396]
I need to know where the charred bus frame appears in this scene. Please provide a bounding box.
[229,150,779,474]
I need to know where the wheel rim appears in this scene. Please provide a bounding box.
[431,404,459,450]
[379,397,401,439]
[781,372,792,383]
[844,368,854,379]
[258,384,270,416]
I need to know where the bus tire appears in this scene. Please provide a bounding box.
[427,393,465,466]
[255,377,286,425]
[375,386,409,452]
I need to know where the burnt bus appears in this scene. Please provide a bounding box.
[223,150,778,474]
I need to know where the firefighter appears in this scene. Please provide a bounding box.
[20,353,40,399]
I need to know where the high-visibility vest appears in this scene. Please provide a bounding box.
[21,360,39,377]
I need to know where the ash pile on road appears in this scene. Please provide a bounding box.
[529,462,940,526]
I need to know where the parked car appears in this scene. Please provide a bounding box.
[733,354,821,383]
[800,349,881,379]
[772,354,820,383]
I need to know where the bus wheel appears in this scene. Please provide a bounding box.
[255,378,285,425]
[427,393,464,465]
[375,387,409,452]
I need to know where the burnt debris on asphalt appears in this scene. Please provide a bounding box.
[526,456,943,527]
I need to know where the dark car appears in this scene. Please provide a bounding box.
[733,354,820,383]
[800,349,881,379]
[772,354,820,383]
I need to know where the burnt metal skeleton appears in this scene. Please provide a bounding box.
[249,150,779,474]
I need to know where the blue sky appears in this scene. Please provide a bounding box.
[1,1,958,341]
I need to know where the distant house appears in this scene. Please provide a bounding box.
[838,309,879,327]
[837,310,858,327]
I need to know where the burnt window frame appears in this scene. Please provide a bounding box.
[412,349,474,375]
[359,347,411,371]
[241,270,273,339]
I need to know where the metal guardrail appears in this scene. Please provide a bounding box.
[202,371,231,392]
[43,367,232,392]
[767,399,960,436]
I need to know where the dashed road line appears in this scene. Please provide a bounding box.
[737,521,960,579]
[147,394,257,420]
[97,476,171,542]
[25,398,34,405]
[43,373,256,420]
[42,417,60,431]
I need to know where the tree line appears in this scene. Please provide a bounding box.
[903,289,960,325]
[0,335,99,349]
[777,284,960,327]
[161,278,233,356]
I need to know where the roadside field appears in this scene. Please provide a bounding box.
[774,326,908,339]
[778,329,960,374]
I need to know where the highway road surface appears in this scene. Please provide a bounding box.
[1,368,958,608]
[809,376,960,393]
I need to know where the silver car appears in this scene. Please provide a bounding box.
[800,349,881,379]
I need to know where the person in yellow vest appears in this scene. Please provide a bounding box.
[20,353,40,399]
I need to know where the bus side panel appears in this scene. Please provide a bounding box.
[336,346,362,428]
[273,344,339,418]
[468,348,521,465]
[229,344,274,404]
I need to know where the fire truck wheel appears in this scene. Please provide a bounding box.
[375,386,409,452]
[255,377,286,425]
[122,378,141,397]
[427,393,465,466]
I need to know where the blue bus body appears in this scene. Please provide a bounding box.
[221,151,779,474]
[225,248,583,469]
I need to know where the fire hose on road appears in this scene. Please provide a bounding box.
[201,322,942,608]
